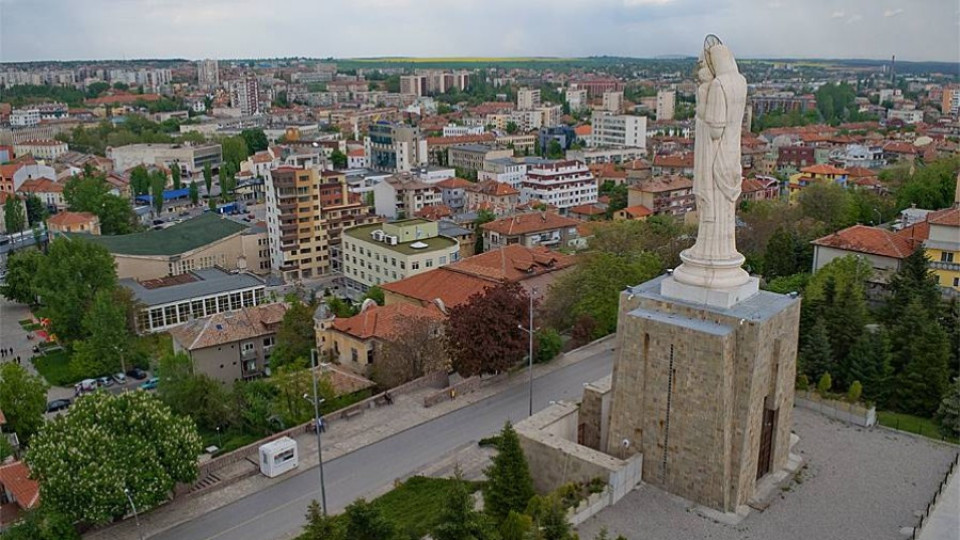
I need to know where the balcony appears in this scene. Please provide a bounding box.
[280,222,298,233]
[931,260,960,272]
[241,348,258,360]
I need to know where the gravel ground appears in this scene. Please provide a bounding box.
[577,407,959,540]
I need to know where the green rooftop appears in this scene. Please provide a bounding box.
[344,221,458,256]
[72,213,248,256]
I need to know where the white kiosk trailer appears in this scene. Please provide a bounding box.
[259,436,298,478]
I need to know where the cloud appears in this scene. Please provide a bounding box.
[883,8,903,17]
[831,10,845,18]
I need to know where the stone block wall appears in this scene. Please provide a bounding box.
[580,375,611,450]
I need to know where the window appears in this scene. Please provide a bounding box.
[954,277,959,287]
[205,297,217,315]
[439,256,447,265]
[164,306,177,326]
[425,259,433,268]
[411,261,419,270]
[218,295,229,312]
[351,348,358,363]
[941,252,955,263]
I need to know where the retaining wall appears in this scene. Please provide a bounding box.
[795,390,876,427]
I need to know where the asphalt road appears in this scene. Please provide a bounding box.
[154,348,615,540]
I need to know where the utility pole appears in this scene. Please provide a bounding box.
[308,349,328,515]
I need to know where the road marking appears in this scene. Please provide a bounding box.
[200,487,326,540]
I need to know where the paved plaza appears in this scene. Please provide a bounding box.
[577,408,959,540]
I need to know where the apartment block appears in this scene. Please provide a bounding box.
[481,212,581,251]
[566,88,589,112]
[197,59,220,90]
[373,172,442,219]
[264,166,379,281]
[518,88,542,110]
[590,112,647,149]
[601,91,624,114]
[656,89,676,121]
[448,144,513,174]
[627,176,695,217]
[231,74,262,116]
[341,219,460,294]
[365,122,428,172]
[520,159,597,212]
[107,143,222,175]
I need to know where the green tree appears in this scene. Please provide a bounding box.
[26,391,202,525]
[823,279,867,389]
[33,238,117,343]
[433,471,498,540]
[483,422,535,522]
[63,172,136,235]
[240,129,269,153]
[189,180,200,205]
[817,372,833,395]
[546,139,564,159]
[270,301,317,368]
[302,499,343,540]
[221,136,250,169]
[0,507,79,540]
[171,163,182,190]
[499,511,533,540]
[362,285,385,306]
[156,352,234,431]
[534,328,563,364]
[797,182,855,230]
[208,196,218,211]
[847,380,863,403]
[71,288,133,377]
[0,363,49,441]
[845,329,894,407]
[4,195,26,235]
[505,121,518,134]
[150,171,166,214]
[884,248,942,324]
[99,194,137,235]
[25,195,48,226]
[936,378,959,439]
[763,226,804,279]
[527,493,576,540]
[0,248,43,304]
[892,299,950,416]
[343,498,396,540]
[130,165,151,196]
[203,162,213,195]
[330,149,348,169]
[801,318,833,381]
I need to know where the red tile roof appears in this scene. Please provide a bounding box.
[813,224,918,259]
[47,211,97,227]
[928,207,960,227]
[169,304,289,350]
[425,134,496,147]
[574,125,592,136]
[0,461,39,510]
[845,166,877,178]
[633,175,692,193]
[332,302,444,340]
[17,177,63,193]
[800,164,849,176]
[569,203,605,216]
[653,153,694,169]
[622,205,652,218]
[481,212,580,236]
[466,179,518,197]
[435,177,474,189]
[415,204,454,220]
[741,177,778,193]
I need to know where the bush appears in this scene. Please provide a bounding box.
[796,373,809,391]
[847,380,863,403]
[817,372,832,396]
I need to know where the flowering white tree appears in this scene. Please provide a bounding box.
[26,391,202,525]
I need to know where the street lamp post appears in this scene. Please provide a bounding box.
[123,488,144,540]
[517,290,538,417]
[307,349,328,515]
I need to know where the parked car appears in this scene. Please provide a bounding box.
[139,377,159,391]
[113,372,127,385]
[75,378,98,394]
[97,376,113,387]
[126,368,148,380]
[46,398,71,413]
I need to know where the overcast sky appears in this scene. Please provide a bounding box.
[1,0,957,63]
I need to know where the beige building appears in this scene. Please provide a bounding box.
[76,212,267,281]
[372,172,442,219]
[47,211,100,235]
[315,301,444,376]
[170,303,287,383]
[13,139,69,161]
[517,88,541,110]
[656,89,676,121]
[481,212,581,251]
[447,144,513,174]
[601,91,624,114]
[341,218,460,295]
[107,143,222,175]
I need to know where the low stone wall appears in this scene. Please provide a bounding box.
[795,390,876,427]
[175,370,450,496]
[423,373,507,408]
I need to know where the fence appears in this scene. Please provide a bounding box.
[909,454,959,540]
[423,373,507,407]
[794,390,876,427]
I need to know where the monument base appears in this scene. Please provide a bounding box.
[660,274,760,310]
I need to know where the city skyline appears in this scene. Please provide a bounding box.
[1,0,957,63]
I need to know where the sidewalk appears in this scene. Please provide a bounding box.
[86,335,617,540]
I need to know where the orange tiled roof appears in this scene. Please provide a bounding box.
[622,205,652,218]
[741,177,778,193]
[845,166,877,178]
[574,125,592,136]
[435,177,474,189]
[17,177,63,193]
[347,148,365,157]
[331,302,444,340]
[883,141,918,155]
[466,179,518,197]
[633,175,692,193]
[0,461,39,510]
[653,153,694,168]
[800,164,849,175]
[928,207,960,228]
[47,211,97,227]
[415,204,453,220]
[425,133,496,146]
[813,224,918,259]
[569,203,605,216]
[481,212,580,236]
[169,304,289,350]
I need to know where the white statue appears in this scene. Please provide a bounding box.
[664,36,758,307]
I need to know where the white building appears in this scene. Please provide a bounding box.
[656,90,676,121]
[538,105,563,128]
[10,108,40,127]
[590,112,647,149]
[602,91,624,114]
[13,139,69,161]
[479,157,530,190]
[566,88,589,112]
[520,160,597,211]
[887,109,923,124]
[198,59,220,91]
[517,88,541,110]
[441,124,485,137]
[372,173,442,219]
[231,74,262,116]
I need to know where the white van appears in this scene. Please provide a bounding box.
[76,379,97,394]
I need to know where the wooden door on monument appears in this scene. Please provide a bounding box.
[757,408,777,480]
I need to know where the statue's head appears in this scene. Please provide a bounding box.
[706,43,739,76]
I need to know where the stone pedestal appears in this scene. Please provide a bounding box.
[605,275,800,514]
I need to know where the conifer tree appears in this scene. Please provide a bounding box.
[893,299,950,416]
[845,329,894,407]
[801,318,833,381]
[483,422,535,522]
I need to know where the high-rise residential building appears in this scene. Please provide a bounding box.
[365,122,428,172]
[601,91,624,114]
[517,88,542,110]
[400,75,427,97]
[198,59,219,90]
[942,86,960,117]
[231,74,262,116]
[656,89,676,121]
[565,88,588,112]
[590,112,647,149]
[520,159,597,211]
[264,167,379,281]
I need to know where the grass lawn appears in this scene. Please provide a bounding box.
[877,410,959,444]
[31,349,80,386]
[200,429,262,456]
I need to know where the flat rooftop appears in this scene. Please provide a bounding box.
[344,222,458,256]
[629,275,799,323]
[71,213,248,256]
[121,267,264,307]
